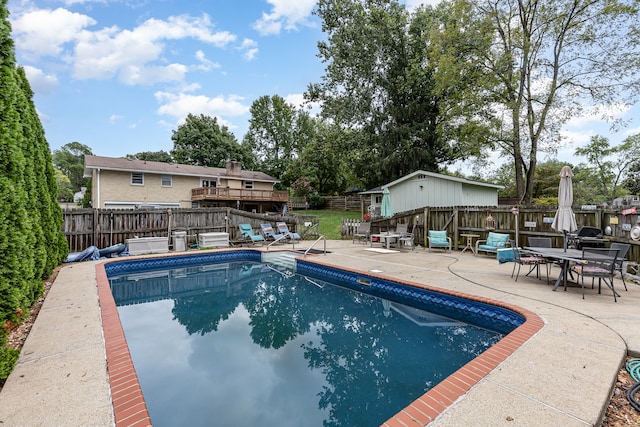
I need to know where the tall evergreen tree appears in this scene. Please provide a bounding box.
[0,0,67,377]
[0,0,38,349]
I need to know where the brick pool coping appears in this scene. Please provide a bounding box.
[96,251,544,427]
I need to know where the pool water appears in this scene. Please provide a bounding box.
[109,260,505,427]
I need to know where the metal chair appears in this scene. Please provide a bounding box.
[398,224,417,251]
[570,247,620,301]
[353,222,371,245]
[609,242,630,291]
[510,240,548,284]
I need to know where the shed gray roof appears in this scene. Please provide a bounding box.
[83,155,279,183]
[383,170,503,190]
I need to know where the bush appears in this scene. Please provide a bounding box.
[308,194,325,209]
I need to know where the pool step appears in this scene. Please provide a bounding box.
[261,251,298,271]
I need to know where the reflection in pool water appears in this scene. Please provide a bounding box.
[109,261,504,427]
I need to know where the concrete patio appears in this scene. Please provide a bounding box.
[0,240,638,426]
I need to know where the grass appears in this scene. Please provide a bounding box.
[299,209,361,240]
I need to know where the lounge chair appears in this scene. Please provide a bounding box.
[427,230,451,252]
[353,222,371,245]
[260,223,286,243]
[276,222,301,240]
[238,224,265,245]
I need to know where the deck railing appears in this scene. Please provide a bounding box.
[191,187,289,202]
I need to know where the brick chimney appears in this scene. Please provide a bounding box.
[225,160,242,177]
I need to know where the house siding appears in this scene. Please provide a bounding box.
[93,170,278,209]
[384,173,499,213]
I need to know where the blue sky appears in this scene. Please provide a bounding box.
[7,0,640,165]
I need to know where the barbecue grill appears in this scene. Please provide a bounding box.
[567,226,608,249]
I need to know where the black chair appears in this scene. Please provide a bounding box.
[570,248,620,301]
[510,240,548,284]
[609,243,630,291]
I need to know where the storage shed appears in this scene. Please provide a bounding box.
[364,171,502,216]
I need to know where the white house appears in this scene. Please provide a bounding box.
[363,170,502,216]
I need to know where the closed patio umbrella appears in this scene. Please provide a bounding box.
[551,165,578,251]
[380,187,393,217]
[380,187,393,232]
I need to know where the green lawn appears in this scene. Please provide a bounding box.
[301,209,361,240]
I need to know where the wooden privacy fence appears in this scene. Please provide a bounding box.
[62,208,309,252]
[342,205,640,265]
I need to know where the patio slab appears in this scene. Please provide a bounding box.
[0,240,637,426]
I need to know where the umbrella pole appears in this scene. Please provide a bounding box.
[564,231,567,252]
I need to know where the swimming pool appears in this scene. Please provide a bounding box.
[98,250,540,426]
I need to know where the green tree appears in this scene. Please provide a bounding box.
[55,168,74,201]
[0,0,67,377]
[287,121,350,195]
[171,114,255,169]
[309,0,453,188]
[52,142,93,191]
[243,95,314,185]
[430,0,640,205]
[574,134,640,204]
[125,150,173,163]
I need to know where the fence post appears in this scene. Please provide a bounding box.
[93,208,99,248]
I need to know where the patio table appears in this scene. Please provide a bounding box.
[523,247,587,291]
[371,232,403,250]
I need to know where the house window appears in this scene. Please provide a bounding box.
[202,179,217,187]
[161,175,172,187]
[374,195,382,204]
[244,181,254,190]
[131,172,144,185]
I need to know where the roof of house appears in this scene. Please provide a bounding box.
[383,170,503,190]
[83,155,279,183]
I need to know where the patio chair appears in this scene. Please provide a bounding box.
[570,247,620,301]
[398,224,417,251]
[476,232,510,256]
[276,221,301,241]
[609,242,630,291]
[238,224,265,245]
[510,239,548,284]
[353,222,371,245]
[427,230,451,252]
[260,223,286,243]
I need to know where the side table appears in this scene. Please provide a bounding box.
[460,233,480,255]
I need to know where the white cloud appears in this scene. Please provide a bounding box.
[12,9,238,86]
[109,114,123,124]
[625,126,640,137]
[154,91,249,120]
[22,65,59,95]
[193,50,221,72]
[72,14,235,83]
[252,0,316,36]
[11,8,96,59]
[239,39,259,61]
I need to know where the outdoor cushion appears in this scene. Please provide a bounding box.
[428,230,448,246]
[476,232,510,256]
[486,232,509,247]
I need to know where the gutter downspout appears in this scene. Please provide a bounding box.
[96,168,101,209]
